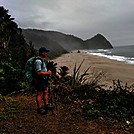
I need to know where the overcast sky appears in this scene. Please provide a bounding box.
[1,0,134,46]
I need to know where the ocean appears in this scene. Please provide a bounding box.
[85,45,134,65]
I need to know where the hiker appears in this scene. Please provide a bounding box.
[33,47,54,114]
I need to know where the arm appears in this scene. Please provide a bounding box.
[36,70,52,75]
[34,59,52,76]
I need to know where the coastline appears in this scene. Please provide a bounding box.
[52,50,134,87]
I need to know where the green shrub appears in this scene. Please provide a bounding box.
[1,96,20,119]
[0,61,26,95]
[55,61,134,129]
[81,80,134,128]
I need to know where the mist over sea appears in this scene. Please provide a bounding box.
[85,45,134,65]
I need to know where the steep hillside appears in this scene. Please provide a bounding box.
[22,29,113,54]
[84,34,113,49]
[22,29,84,51]
[22,29,69,59]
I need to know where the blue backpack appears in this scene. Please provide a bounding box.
[25,57,43,83]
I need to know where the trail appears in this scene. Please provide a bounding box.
[0,92,129,134]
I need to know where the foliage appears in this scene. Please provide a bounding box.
[46,61,57,75]
[0,6,36,66]
[0,61,28,95]
[0,95,20,121]
[0,6,133,132]
[58,66,69,78]
[0,95,21,133]
[81,81,134,127]
[52,61,134,130]
[0,6,36,95]
[54,60,104,103]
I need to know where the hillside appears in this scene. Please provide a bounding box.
[84,34,113,49]
[22,29,113,58]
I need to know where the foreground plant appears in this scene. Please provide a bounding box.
[55,61,134,131]
[80,80,134,130]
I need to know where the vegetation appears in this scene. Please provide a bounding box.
[0,6,36,95]
[53,61,134,130]
[0,95,21,121]
[0,6,133,133]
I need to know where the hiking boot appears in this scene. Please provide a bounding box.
[37,108,47,115]
[44,104,55,110]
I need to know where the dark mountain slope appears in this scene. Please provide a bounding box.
[84,34,113,49]
[22,29,113,58]
[22,29,84,51]
[22,29,68,58]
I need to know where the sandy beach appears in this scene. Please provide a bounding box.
[52,50,134,87]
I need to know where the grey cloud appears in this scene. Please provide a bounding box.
[1,0,134,46]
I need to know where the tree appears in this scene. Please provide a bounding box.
[0,6,36,95]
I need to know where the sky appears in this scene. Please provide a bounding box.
[1,0,134,47]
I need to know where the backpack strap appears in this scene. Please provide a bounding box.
[32,57,44,78]
[32,57,43,68]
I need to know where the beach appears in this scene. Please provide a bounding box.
[52,50,134,87]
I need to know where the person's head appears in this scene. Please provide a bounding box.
[39,47,50,57]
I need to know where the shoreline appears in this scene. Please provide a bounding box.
[52,50,134,86]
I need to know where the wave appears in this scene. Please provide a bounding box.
[85,48,134,65]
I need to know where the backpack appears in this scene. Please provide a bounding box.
[25,57,43,83]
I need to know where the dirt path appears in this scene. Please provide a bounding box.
[0,92,130,134]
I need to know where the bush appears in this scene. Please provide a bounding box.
[54,61,134,129]
[80,80,134,128]
[0,61,26,95]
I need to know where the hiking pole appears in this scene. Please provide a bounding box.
[53,88,58,110]
[49,80,54,114]
[49,78,58,114]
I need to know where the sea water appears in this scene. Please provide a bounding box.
[85,45,134,65]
